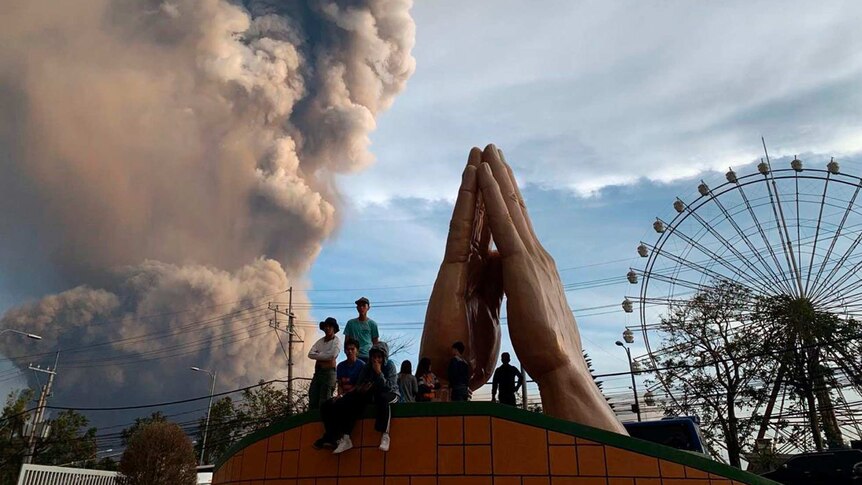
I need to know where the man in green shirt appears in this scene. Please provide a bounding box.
[344,297,379,362]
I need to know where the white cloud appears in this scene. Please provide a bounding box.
[346,0,862,204]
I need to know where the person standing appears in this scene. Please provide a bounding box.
[344,297,379,362]
[398,360,418,402]
[415,357,440,402]
[336,338,365,396]
[307,317,341,410]
[491,352,523,406]
[447,341,471,402]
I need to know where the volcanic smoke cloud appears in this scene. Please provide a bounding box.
[0,0,415,405]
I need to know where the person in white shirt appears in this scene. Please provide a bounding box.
[307,317,341,409]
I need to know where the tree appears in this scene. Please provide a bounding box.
[651,279,772,468]
[234,380,291,435]
[194,396,238,465]
[0,389,33,485]
[117,421,197,485]
[192,379,315,464]
[34,409,97,467]
[583,351,612,407]
[753,295,862,450]
[120,411,167,446]
[381,333,415,360]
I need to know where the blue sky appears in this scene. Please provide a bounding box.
[4,1,862,415]
[302,0,862,407]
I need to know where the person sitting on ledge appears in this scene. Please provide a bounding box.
[315,341,400,453]
[448,341,471,401]
[336,337,365,396]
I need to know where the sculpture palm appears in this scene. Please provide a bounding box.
[419,147,504,391]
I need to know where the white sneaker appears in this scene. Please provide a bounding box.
[379,432,390,452]
[333,434,353,454]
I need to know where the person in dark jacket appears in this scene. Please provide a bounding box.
[491,352,523,406]
[447,341,471,401]
[315,341,400,453]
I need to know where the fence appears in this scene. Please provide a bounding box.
[16,464,117,485]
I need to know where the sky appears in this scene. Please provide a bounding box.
[2,0,862,425]
[305,0,862,408]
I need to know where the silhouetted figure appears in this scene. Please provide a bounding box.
[492,352,523,406]
[447,341,471,401]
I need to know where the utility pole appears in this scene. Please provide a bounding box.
[25,351,59,464]
[270,287,302,412]
[520,364,528,410]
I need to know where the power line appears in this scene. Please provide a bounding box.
[45,377,311,412]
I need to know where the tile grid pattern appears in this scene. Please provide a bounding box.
[212,416,756,485]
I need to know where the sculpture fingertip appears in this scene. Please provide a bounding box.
[477,162,495,186]
[461,164,477,183]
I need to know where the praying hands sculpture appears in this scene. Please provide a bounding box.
[419,145,627,434]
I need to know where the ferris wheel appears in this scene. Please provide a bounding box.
[624,151,862,455]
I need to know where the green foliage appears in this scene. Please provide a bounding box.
[651,279,773,468]
[117,421,197,485]
[234,380,292,434]
[0,391,100,484]
[34,409,97,467]
[0,390,33,485]
[194,380,311,464]
[753,295,862,450]
[194,396,237,465]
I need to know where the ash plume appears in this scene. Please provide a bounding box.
[0,0,415,406]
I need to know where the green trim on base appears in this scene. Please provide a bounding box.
[214,402,777,485]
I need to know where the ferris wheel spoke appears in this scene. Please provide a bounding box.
[812,222,862,302]
[756,362,786,441]
[761,155,805,297]
[809,232,862,303]
[796,174,803,291]
[836,386,862,439]
[813,278,862,312]
[660,220,784,296]
[704,184,792,295]
[804,172,836,294]
[731,181,798,296]
[638,270,727,295]
[680,195,780,292]
[814,198,862,298]
[831,346,862,391]
[640,243,773,296]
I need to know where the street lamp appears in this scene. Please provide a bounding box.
[59,448,113,467]
[615,340,642,422]
[190,366,217,466]
[0,328,42,340]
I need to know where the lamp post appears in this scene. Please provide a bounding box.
[615,340,641,422]
[0,328,42,340]
[190,366,217,465]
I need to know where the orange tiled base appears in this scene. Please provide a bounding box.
[212,416,750,485]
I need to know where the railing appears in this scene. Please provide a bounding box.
[16,464,117,485]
